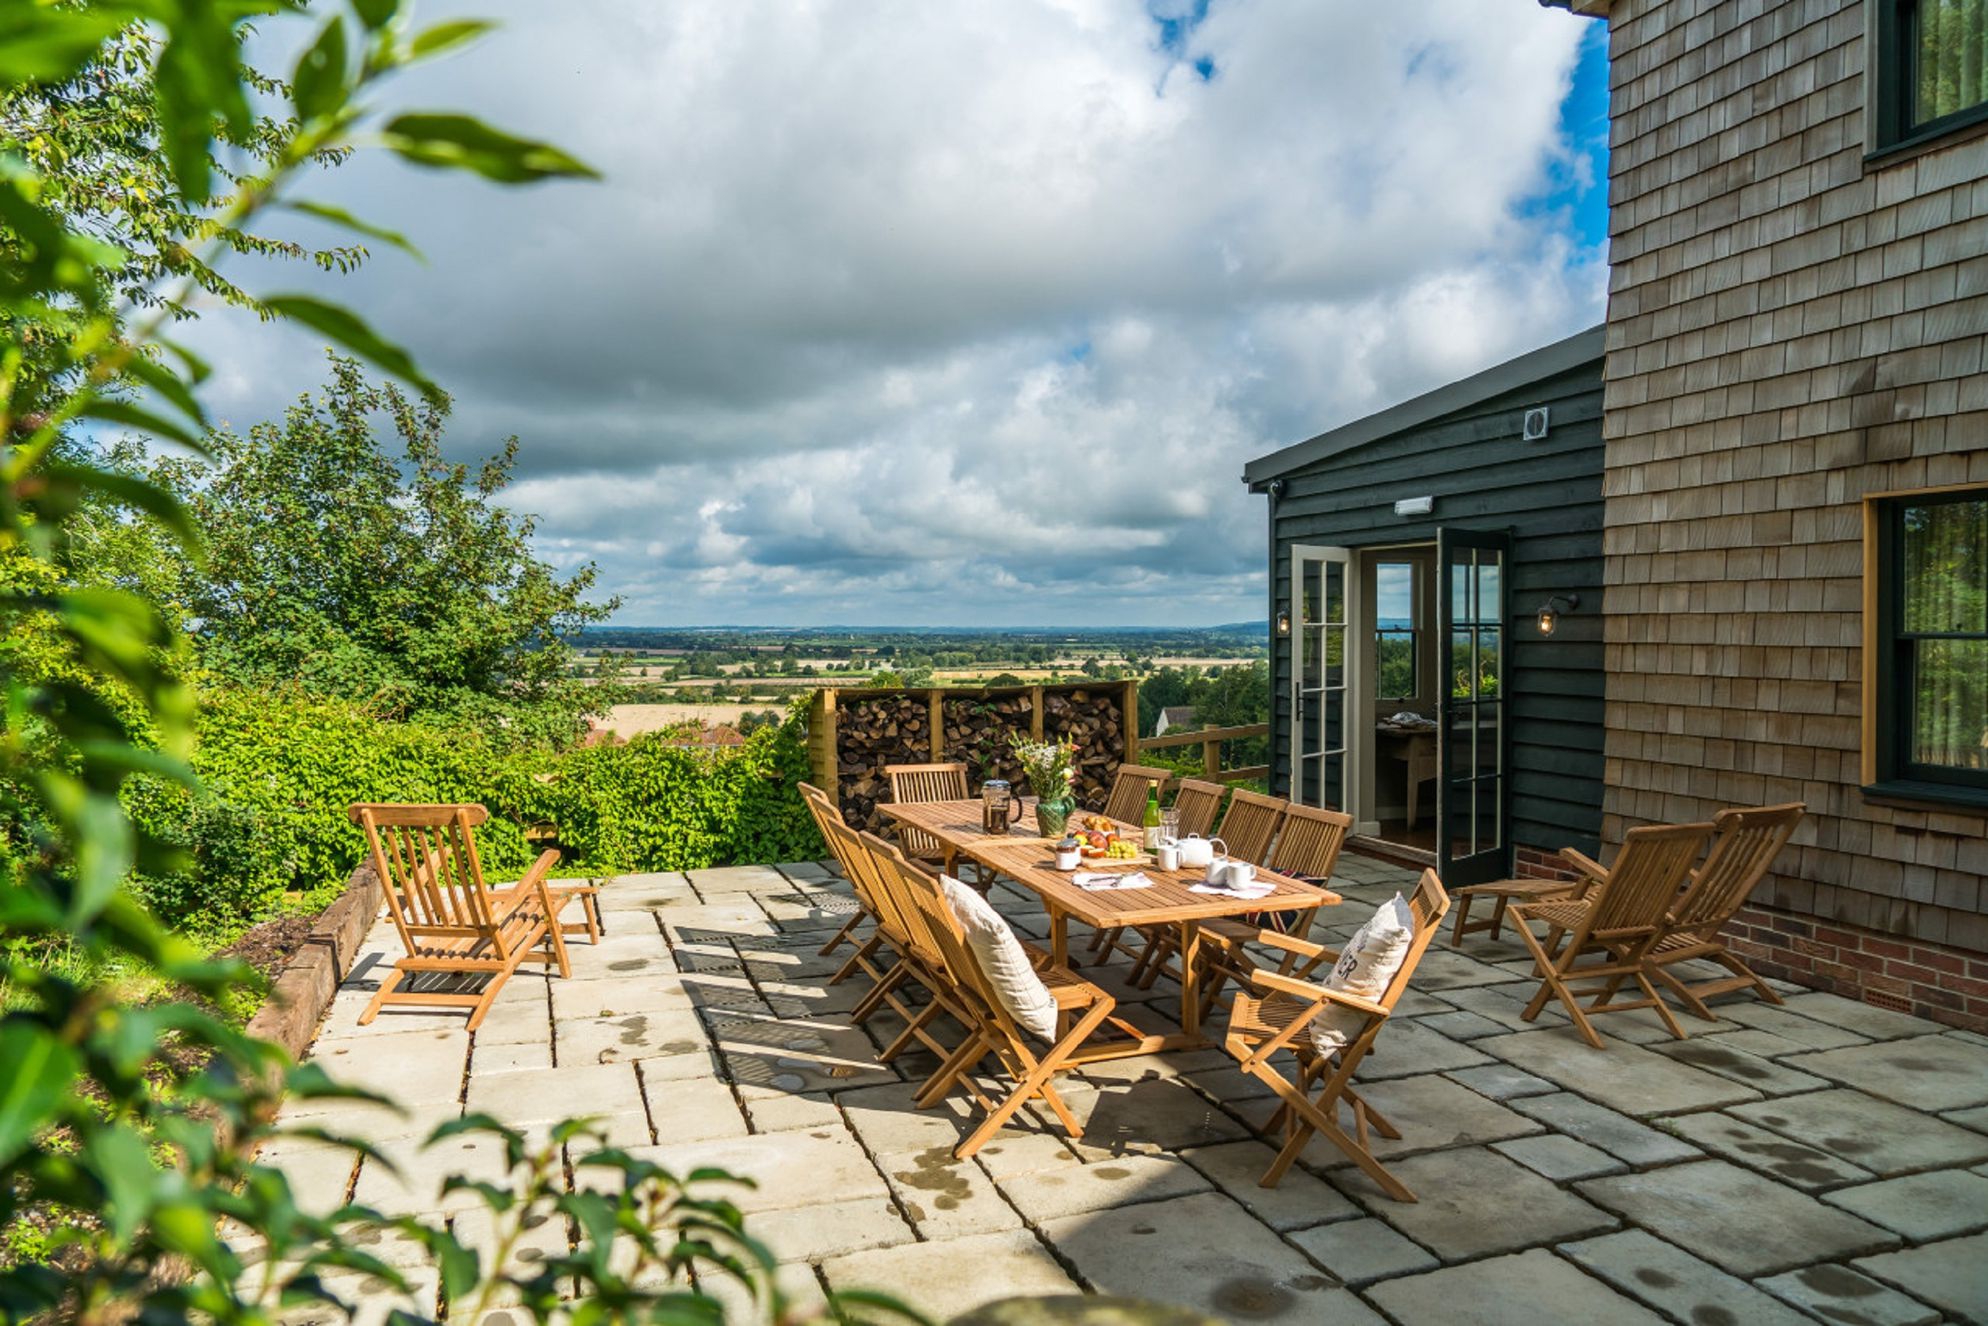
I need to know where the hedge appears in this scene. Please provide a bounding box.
[126,689,824,934]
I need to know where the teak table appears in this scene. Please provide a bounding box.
[877,798,1340,1052]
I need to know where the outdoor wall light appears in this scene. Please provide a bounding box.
[1275,609,1292,638]
[1393,495,1435,517]
[1537,594,1580,637]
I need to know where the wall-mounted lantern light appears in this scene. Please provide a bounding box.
[1537,593,1580,637]
[1393,495,1435,517]
[1275,609,1292,638]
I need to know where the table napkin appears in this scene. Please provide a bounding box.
[1073,870,1154,891]
[1189,881,1276,900]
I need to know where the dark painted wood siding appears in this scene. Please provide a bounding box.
[1263,357,1607,859]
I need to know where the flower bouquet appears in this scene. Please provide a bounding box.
[1009,734,1079,838]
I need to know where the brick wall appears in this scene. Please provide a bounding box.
[1726,902,1988,1033]
[1598,0,1988,965]
[1514,845,1585,882]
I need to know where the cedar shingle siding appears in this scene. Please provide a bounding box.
[1599,0,1988,954]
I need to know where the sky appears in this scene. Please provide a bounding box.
[186,1,1613,628]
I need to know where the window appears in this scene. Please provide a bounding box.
[1872,0,1988,153]
[1865,487,1988,806]
[1374,560,1418,701]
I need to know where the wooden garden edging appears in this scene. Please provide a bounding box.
[809,681,1140,833]
[244,861,384,1061]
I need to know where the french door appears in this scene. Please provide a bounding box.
[1436,528,1512,885]
[1289,545,1362,814]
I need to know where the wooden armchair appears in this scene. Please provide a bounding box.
[349,803,601,1032]
[1116,789,1290,985]
[1224,869,1449,1197]
[1647,802,1805,1019]
[1511,822,1714,1047]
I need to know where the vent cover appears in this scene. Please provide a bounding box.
[1522,407,1550,441]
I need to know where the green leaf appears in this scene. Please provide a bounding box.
[0,10,127,89]
[83,1122,158,1247]
[284,199,424,260]
[291,17,348,123]
[124,353,212,432]
[382,112,599,184]
[408,19,494,61]
[352,0,398,31]
[78,398,206,452]
[261,295,436,392]
[0,1024,81,1167]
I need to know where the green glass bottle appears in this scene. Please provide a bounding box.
[1142,785,1163,849]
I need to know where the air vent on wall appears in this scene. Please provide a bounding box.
[1522,407,1550,441]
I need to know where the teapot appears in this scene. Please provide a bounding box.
[1174,834,1223,869]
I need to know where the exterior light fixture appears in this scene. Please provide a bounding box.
[1275,609,1292,638]
[1393,495,1435,517]
[1537,594,1580,636]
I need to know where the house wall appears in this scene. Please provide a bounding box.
[1266,358,1609,863]
[1598,0,1988,1027]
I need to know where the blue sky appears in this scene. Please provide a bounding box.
[188,1,1613,628]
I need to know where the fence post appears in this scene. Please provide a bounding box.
[1122,679,1140,762]
[927,689,944,761]
[1029,685,1044,740]
[1202,736,1220,777]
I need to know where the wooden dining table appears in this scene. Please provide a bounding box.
[876,798,1340,1055]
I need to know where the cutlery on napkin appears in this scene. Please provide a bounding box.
[1189,882,1276,899]
[1073,871,1153,891]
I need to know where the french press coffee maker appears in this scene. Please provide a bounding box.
[981,779,1023,834]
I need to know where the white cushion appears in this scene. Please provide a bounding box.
[1311,893,1414,1054]
[941,876,1060,1042]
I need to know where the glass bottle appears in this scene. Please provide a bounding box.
[1142,785,1163,849]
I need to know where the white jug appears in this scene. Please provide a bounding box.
[1176,835,1221,869]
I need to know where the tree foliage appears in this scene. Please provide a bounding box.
[110,356,618,746]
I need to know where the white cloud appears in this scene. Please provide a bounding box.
[187,0,1606,625]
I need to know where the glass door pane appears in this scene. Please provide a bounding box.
[1290,545,1351,812]
[1437,527,1511,885]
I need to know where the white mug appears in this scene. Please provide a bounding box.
[1223,860,1256,889]
[1156,841,1181,871]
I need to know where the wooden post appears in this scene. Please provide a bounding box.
[927,688,944,761]
[1122,679,1141,763]
[808,688,841,815]
[1029,685,1045,740]
[1203,737,1220,777]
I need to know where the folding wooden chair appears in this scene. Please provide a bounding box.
[1101,763,1172,822]
[800,782,879,975]
[1169,778,1224,840]
[1646,802,1805,1020]
[1111,789,1290,981]
[1165,803,1356,1014]
[870,840,1124,1159]
[1510,822,1715,1048]
[884,762,971,864]
[1224,869,1449,1197]
[350,803,601,1032]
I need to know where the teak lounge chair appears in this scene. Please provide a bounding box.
[1510,822,1714,1048]
[1647,802,1805,1019]
[1224,868,1450,1198]
[350,803,601,1031]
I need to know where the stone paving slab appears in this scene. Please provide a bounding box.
[1336,1146,1617,1260]
[1576,1159,1899,1277]
[1853,1232,1988,1321]
[1727,1088,1988,1176]
[1783,1033,1988,1112]
[285,854,1986,1324]
[1365,1248,1668,1326]
[1558,1229,1818,1326]
[1474,1028,1763,1117]
[1040,1191,1376,1325]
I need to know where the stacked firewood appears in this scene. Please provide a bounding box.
[1043,688,1126,809]
[942,692,1031,787]
[834,694,931,831]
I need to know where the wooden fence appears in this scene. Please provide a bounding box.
[1138,722,1272,785]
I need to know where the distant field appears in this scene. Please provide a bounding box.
[593,703,773,737]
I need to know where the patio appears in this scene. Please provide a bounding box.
[265,855,1988,1325]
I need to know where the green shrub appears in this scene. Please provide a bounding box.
[179,687,825,910]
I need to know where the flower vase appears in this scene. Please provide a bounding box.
[1034,793,1076,840]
